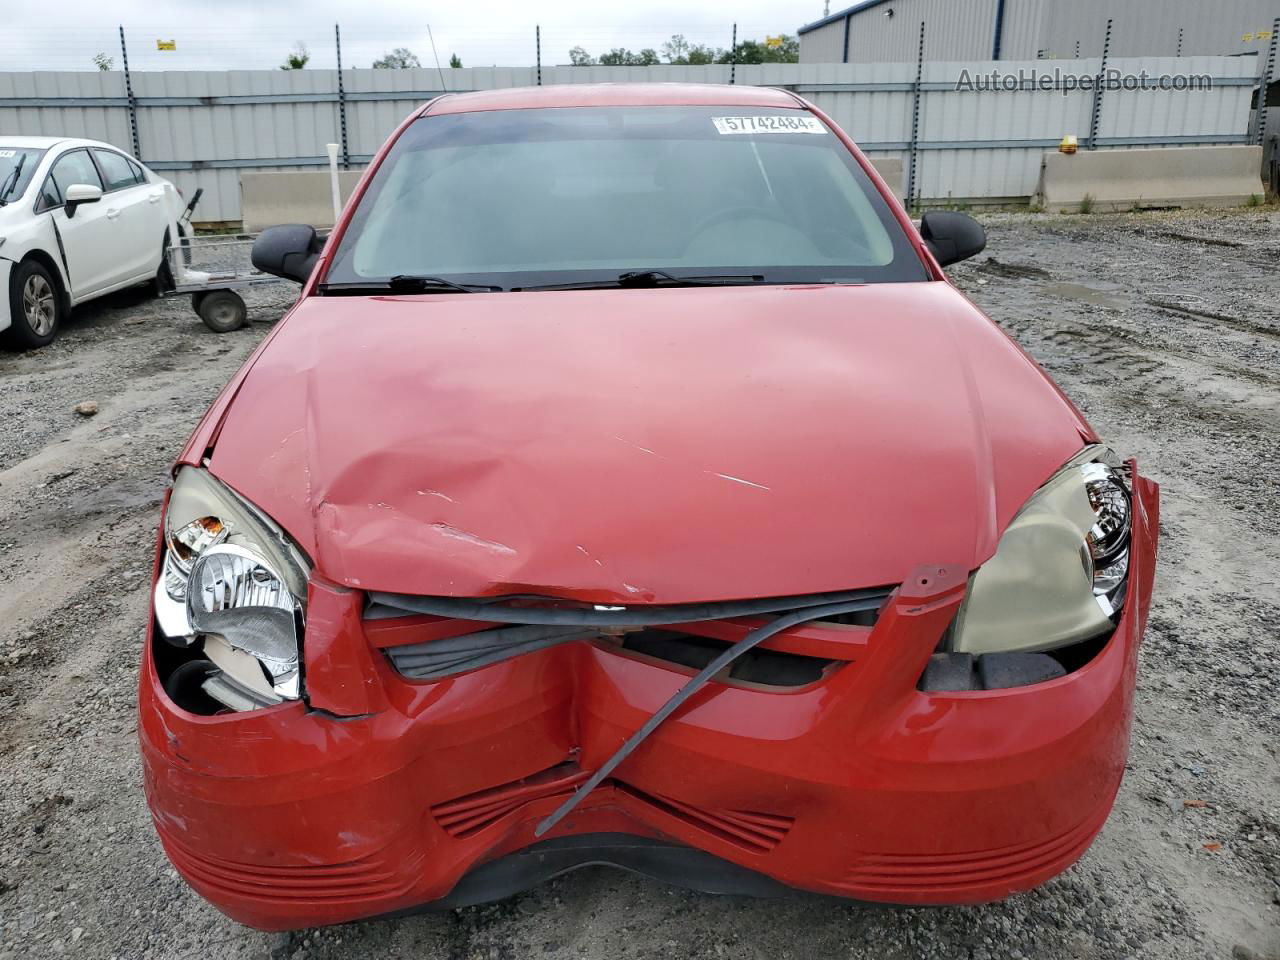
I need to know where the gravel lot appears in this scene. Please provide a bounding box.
[1,209,1278,960]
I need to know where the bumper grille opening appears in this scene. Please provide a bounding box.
[372,586,895,686]
[612,629,833,687]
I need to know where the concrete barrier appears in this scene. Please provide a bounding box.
[241,171,365,232]
[1034,145,1265,213]
[868,155,905,199]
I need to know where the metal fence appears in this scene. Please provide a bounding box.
[0,49,1264,222]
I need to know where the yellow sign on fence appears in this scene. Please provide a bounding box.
[156,39,176,51]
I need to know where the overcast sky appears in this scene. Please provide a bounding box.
[1,0,824,73]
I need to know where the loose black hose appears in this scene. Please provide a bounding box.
[534,594,887,837]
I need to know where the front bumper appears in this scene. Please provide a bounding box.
[139,473,1158,931]
[0,257,13,334]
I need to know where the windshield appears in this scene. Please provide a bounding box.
[325,105,928,290]
[0,148,47,205]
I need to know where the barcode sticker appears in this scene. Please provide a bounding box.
[712,116,827,135]
[0,150,15,158]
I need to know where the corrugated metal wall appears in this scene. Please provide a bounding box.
[0,56,1260,219]
[1026,0,1278,60]
[801,0,1001,63]
[849,0,1000,62]
[797,20,849,63]
[802,0,1278,62]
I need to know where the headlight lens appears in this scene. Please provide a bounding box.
[154,467,309,710]
[950,447,1131,656]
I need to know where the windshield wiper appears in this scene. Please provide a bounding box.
[321,275,503,295]
[0,153,26,206]
[516,270,765,292]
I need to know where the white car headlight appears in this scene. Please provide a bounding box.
[154,467,309,710]
[949,445,1131,657]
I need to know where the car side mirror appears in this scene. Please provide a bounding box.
[63,183,103,218]
[920,211,986,267]
[251,224,323,284]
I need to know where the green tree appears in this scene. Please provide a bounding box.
[661,34,721,65]
[719,35,800,64]
[569,45,596,66]
[92,52,113,71]
[373,47,422,69]
[280,42,310,70]
[598,47,660,66]
[449,53,462,68]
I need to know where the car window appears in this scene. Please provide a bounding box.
[126,157,147,184]
[48,149,104,201]
[0,147,47,204]
[326,105,928,290]
[93,149,141,191]
[35,173,61,212]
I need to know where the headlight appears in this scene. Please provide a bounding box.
[949,446,1131,656]
[154,467,309,711]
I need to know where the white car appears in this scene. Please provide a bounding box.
[0,136,185,349]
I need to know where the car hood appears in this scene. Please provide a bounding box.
[205,283,1091,603]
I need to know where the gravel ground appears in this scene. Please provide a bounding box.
[1,209,1278,960]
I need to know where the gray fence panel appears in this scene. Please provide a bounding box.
[0,55,1260,221]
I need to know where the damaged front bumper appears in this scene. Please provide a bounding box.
[0,257,13,334]
[138,473,1158,931]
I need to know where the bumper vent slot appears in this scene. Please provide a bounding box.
[839,808,1107,894]
[429,764,793,855]
[156,827,413,903]
[618,784,794,854]
[431,763,589,839]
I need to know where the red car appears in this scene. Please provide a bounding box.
[139,84,1158,931]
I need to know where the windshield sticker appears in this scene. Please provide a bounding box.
[0,151,15,158]
[712,116,827,135]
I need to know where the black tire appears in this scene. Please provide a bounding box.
[4,259,63,349]
[197,289,247,333]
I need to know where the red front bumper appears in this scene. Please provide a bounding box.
[139,475,1158,931]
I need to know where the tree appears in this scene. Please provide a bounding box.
[449,53,462,68]
[280,42,309,70]
[719,35,800,64]
[661,34,721,65]
[92,52,113,71]
[568,46,596,66]
[373,47,422,69]
[597,47,660,66]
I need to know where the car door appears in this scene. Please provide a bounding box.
[92,148,165,283]
[40,149,117,299]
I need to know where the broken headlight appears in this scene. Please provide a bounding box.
[154,466,310,711]
[949,446,1131,656]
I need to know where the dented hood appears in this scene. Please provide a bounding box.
[205,283,1090,603]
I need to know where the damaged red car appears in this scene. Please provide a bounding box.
[139,83,1159,930]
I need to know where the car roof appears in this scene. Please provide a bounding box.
[424,82,802,116]
[0,135,123,152]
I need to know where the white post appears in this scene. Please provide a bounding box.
[326,142,341,225]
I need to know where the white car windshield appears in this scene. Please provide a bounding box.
[0,148,47,205]
[325,105,927,290]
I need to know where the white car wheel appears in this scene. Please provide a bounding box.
[4,259,63,349]
[23,272,57,336]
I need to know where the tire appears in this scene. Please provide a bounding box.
[197,289,247,333]
[4,259,63,349]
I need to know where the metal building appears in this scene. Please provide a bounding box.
[799,0,1280,62]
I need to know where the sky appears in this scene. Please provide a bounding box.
[0,0,824,73]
